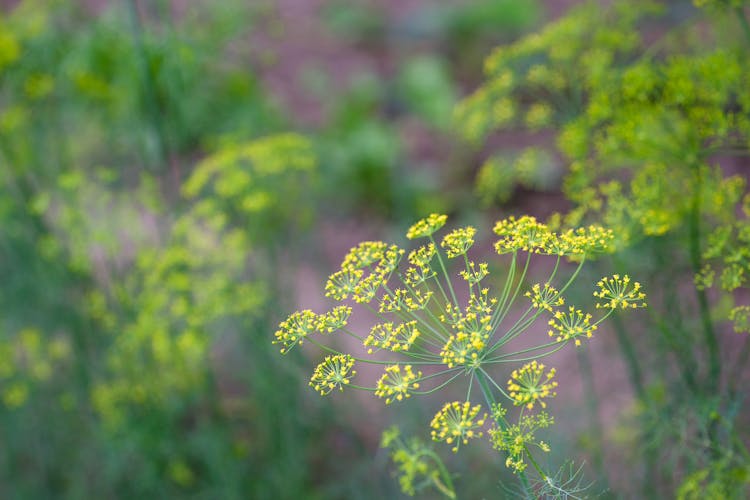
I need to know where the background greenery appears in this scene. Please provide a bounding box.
[0,0,748,498]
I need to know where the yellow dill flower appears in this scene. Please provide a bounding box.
[493,216,554,254]
[309,354,356,395]
[404,265,436,287]
[375,245,405,275]
[317,306,352,333]
[440,313,492,368]
[460,261,489,285]
[375,365,422,404]
[407,243,437,268]
[325,268,364,301]
[352,272,384,304]
[507,360,558,410]
[341,241,388,269]
[547,307,597,346]
[430,401,487,453]
[273,310,319,353]
[560,225,615,255]
[406,214,448,239]
[594,274,647,309]
[380,288,433,313]
[441,226,477,258]
[525,283,564,311]
[364,321,421,353]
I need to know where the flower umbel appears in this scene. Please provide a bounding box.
[441,226,477,258]
[407,214,448,239]
[508,361,558,410]
[594,274,647,309]
[375,365,422,404]
[273,310,318,353]
[430,401,487,452]
[548,307,598,346]
[526,283,564,311]
[309,354,356,395]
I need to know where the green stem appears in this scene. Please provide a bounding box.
[429,236,459,308]
[688,163,720,390]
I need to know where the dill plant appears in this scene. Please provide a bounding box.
[275,213,646,497]
[455,0,750,495]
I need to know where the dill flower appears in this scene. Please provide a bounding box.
[729,306,750,333]
[430,401,487,452]
[317,306,352,333]
[548,307,598,346]
[309,354,356,395]
[493,216,553,254]
[408,243,437,268]
[489,410,554,473]
[273,310,319,353]
[375,365,422,404]
[351,273,384,304]
[341,241,388,269]
[407,214,448,239]
[364,321,421,353]
[460,261,489,285]
[379,288,433,313]
[404,265,436,287]
[441,226,477,258]
[594,274,647,309]
[526,283,564,311]
[507,361,558,410]
[325,268,363,301]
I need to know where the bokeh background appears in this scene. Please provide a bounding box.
[0,0,748,498]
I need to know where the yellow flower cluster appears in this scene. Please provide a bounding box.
[430,401,487,453]
[460,261,489,285]
[526,283,564,311]
[273,310,319,353]
[548,307,598,346]
[493,216,614,256]
[273,307,352,353]
[440,290,495,368]
[379,288,433,313]
[364,321,421,353]
[309,354,356,395]
[594,274,647,309]
[406,213,448,239]
[441,226,477,258]
[507,361,558,410]
[375,365,422,404]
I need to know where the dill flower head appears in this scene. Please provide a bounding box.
[548,306,597,346]
[341,241,388,270]
[317,306,352,333]
[460,261,489,285]
[364,321,421,353]
[441,226,477,258]
[273,310,319,353]
[594,274,647,309]
[375,365,422,404]
[325,268,364,301]
[407,243,437,268]
[309,354,356,395]
[493,216,556,254]
[379,288,433,313]
[407,214,448,239]
[507,360,558,410]
[430,401,487,452]
[526,283,564,311]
